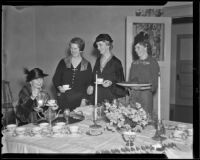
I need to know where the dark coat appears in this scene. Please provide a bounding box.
[16,83,38,123]
[52,56,93,112]
[92,55,127,104]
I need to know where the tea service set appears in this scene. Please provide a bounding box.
[4,123,83,138]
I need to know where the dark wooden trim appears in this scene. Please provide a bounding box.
[172,17,193,24]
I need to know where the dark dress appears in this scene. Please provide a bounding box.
[129,56,160,115]
[91,55,127,104]
[16,83,38,124]
[52,56,92,112]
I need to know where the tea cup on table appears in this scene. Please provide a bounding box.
[55,122,66,129]
[6,124,17,133]
[16,127,26,136]
[39,122,49,129]
[32,126,42,135]
[177,124,187,131]
[52,125,62,134]
[69,126,79,134]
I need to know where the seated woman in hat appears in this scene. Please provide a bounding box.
[87,33,127,104]
[15,68,49,125]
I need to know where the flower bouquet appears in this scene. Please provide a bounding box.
[102,99,149,133]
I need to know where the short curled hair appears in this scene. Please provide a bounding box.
[132,32,152,60]
[69,37,85,51]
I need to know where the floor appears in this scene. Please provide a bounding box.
[170,104,193,123]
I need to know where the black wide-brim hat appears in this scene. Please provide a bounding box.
[93,33,113,49]
[24,68,48,82]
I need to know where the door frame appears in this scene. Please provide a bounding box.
[175,34,193,105]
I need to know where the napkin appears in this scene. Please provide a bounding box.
[74,105,93,118]
[165,148,193,159]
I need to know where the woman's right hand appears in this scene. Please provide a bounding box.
[87,85,94,95]
[31,88,40,100]
[58,86,66,93]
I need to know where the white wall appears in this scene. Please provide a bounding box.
[3,6,140,101]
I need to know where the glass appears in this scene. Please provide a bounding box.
[122,131,136,147]
[63,109,70,124]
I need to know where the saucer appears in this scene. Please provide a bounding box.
[68,133,81,137]
[52,133,64,137]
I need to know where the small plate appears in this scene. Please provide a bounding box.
[86,130,103,136]
[68,133,82,137]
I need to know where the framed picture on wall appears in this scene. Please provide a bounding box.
[133,22,165,61]
[126,16,171,120]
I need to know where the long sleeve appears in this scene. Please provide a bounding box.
[110,57,127,98]
[82,62,93,99]
[52,59,65,91]
[16,85,36,122]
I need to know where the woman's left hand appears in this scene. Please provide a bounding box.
[102,80,112,87]
[80,99,87,106]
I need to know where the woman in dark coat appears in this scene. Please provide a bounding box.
[16,68,49,124]
[87,34,127,104]
[129,31,160,116]
[53,37,92,112]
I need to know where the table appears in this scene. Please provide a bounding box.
[2,118,193,158]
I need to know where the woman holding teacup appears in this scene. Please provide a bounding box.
[52,37,93,112]
[16,68,49,125]
[87,33,127,104]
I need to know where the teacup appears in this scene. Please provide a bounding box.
[6,124,17,133]
[97,78,104,84]
[55,122,65,128]
[39,122,49,128]
[187,128,193,136]
[32,126,42,135]
[173,130,183,138]
[16,127,26,135]
[52,125,62,134]
[177,124,187,131]
[63,84,70,90]
[69,126,79,134]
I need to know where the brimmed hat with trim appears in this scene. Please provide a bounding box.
[93,33,113,49]
[24,68,48,82]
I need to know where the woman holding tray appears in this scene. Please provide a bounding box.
[128,31,160,117]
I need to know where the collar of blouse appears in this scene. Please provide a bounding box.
[64,55,88,71]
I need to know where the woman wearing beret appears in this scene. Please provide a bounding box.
[53,37,92,112]
[16,68,49,125]
[129,31,160,117]
[87,33,127,104]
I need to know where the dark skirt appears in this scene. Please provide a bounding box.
[57,89,84,112]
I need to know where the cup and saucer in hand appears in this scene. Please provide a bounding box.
[62,84,71,92]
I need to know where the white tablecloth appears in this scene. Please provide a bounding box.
[2,119,193,158]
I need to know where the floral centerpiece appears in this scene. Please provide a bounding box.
[102,99,149,133]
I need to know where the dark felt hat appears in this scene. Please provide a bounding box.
[24,68,48,82]
[93,33,113,48]
[133,31,149,45]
